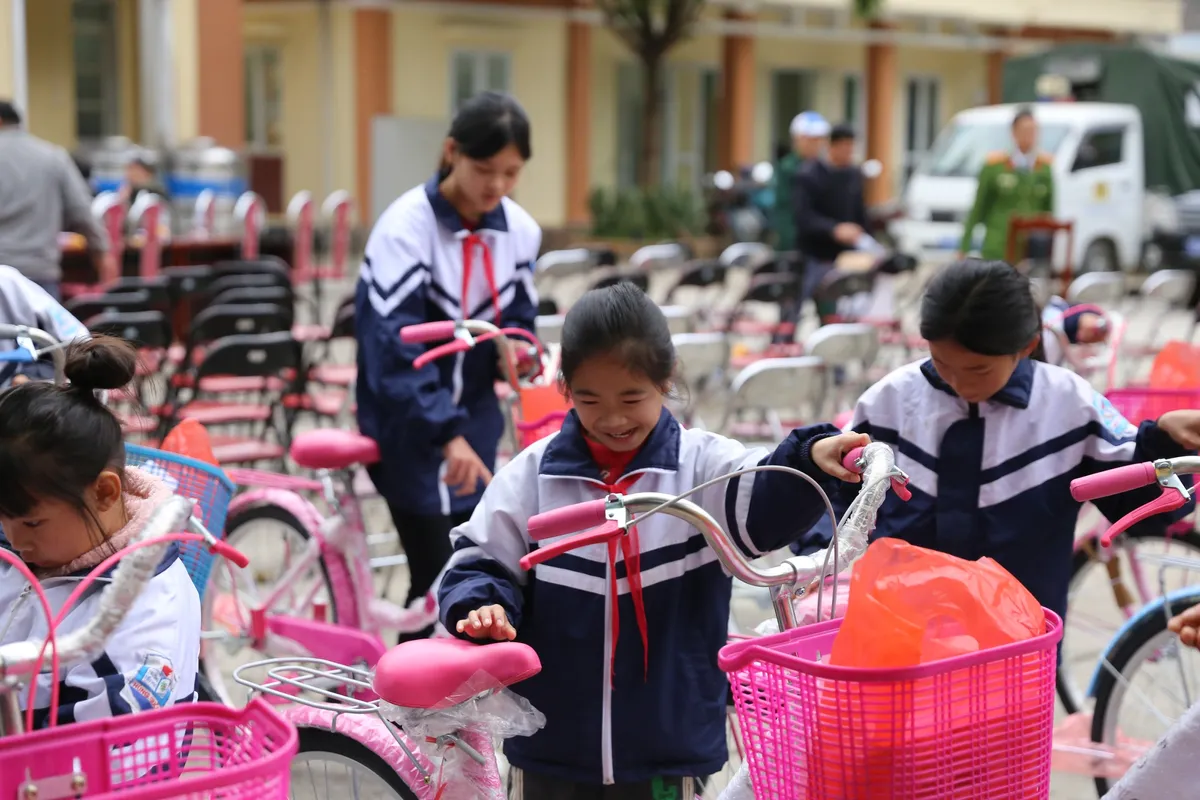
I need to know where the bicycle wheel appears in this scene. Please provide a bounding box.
[291,726,418,800]
[1089,587,1200,797]
[1058,524,1200,714]
[201,502,339,705]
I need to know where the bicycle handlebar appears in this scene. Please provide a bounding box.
[520,443,904,629]
[0,496,246,678]
[1071,456,1200,547]
[400,319,544,385]
[0,324,66,385]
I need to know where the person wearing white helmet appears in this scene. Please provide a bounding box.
[771,111,830,252]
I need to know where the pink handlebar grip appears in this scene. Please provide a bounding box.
[527,499,608,542]
[400,321,456,344]
[1071,462,1157,502]
[212,541,250,568]
[843,447,866,473]
[413,339,470,370]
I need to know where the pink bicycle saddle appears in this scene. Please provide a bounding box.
[290,429,381,471]
[373,638,542,710]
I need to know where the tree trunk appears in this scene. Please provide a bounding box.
[638,55,664,187]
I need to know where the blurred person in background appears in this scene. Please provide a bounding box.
[794,123,870,320]
[119,152,170,208]
[772,111,830,252]
[0,101,113,299]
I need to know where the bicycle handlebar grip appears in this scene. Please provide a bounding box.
[842,447,866,474]
[413,339,470,370]
[212,541,250,569]
[527,499,608,542]
[400,321,457,344]
[1071,462,1157,502]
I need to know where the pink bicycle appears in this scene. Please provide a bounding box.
[0,497,297,798]
[226,443,905,798]
[201,319,557,705]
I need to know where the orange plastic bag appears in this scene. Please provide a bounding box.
[1149,340,1200,389]
[160,419,219,467]
[830,538,1045,668]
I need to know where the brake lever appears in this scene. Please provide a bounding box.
[848,451,913,502]
[1100,474,1191,548]
[519,521,625,571]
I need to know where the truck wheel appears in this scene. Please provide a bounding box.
[1082,239,1119,273]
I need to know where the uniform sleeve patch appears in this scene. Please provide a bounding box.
[1093,393,1138,439]
[123,653,178,712]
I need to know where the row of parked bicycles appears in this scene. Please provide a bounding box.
[5,229,1200,797]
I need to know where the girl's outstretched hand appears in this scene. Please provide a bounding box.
[1169,602,1200,649]
[1158,410,1200,451]
[456,604,517,641]
[812,432,872,482]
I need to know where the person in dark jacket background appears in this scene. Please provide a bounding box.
[793,123,869,315]
[355,92,540,641]
[771,111,830,252]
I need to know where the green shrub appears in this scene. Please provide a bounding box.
[589,185,705,240]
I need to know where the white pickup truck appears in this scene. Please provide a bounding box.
[893,102,1179,274]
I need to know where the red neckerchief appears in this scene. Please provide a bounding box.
[584,437,650,684]
[460,219,501,323]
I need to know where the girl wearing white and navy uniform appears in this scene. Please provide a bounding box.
[832,260,1200,623]
[0,264,88,387]
[355,93,539,632]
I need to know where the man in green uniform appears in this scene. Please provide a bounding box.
[958,107,1054,262]
[772,111,830,251]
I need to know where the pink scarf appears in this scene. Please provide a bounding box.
[37,467,173,580]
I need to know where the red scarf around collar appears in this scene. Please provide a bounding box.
[460,219,501,323]
[584,436,650,684]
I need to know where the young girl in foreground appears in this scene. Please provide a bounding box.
[437,283,867,798]
[837,259,1200,623]
[0,336,201,727]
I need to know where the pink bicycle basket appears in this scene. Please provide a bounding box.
[1106,387,1200,424]
[0,699,296,799]
[718,610,1062,800]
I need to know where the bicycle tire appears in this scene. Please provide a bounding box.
[200,502,339,705]
[1059,525,1200,714]
[294,726,419,799]
[1088,587,1200,797]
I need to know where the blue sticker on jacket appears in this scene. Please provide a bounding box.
[125,653,177,712]
[1093,393,1138,439]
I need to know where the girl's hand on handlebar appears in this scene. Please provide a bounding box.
[812,432,872,482]
[10,374,28,386]
[443,436,493,496]
[456,604,517,640]
[1169,602,1200,649]
[1158,410,1200,450]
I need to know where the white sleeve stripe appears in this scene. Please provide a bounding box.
[367,269,426,318]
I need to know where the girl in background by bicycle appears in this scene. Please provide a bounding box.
[438,283,868,799]
[356,91,541,641]
[0,336,201,727]
[835,258,1200,625]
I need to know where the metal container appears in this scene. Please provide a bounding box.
[165,138,248,236]
[78,136,144,195]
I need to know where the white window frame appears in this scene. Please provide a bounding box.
[904,75,941,181]
[449,50,513,117]
[245,45,283,152]
[73,0,121,142]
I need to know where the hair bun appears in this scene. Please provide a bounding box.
[63,335,139,392]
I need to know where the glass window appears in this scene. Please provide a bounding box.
[1072,128,1126,171]
[771,70,816,150]
[244,47,283,150]
[700,69,719,176]
[920,121,1072,178]
[450,51,512,114]
[616,63,644,189]
[904,77,941,182]
[72,0,119,141]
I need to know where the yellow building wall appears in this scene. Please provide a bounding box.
[23,0,76,148]
[242,5,357,203]
[116,0,140,140]
[172,0,199,143]
[391,7,568,227]
[0,0,12,101]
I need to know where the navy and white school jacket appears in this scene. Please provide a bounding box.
[835,358,1192,621]
[355,178,541,516]
[0,544,201,728]
[438,409,839,784]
